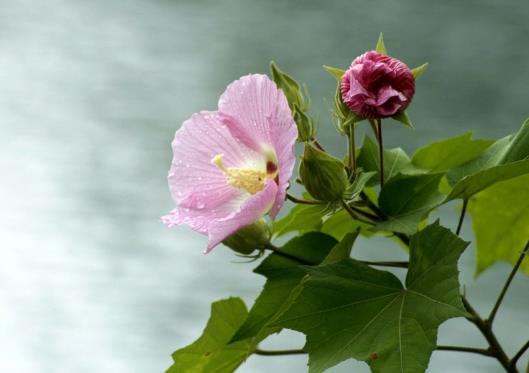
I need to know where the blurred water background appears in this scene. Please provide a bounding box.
[1,0,529,372]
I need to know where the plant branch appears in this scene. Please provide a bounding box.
[375,119,385,187]
[265,244,315,265]
[488,240,529,325]
[456,199,468,235]
[510,340,529,370]
[254,348,306,356]
[347,121,356,175]
[436,345,493,357]
[340,199,376,225]
[286,193,324,205]
[312,138,326,152]
[462,296,515,372]
[348,203,381,222]
[265,244,406,269]
[358,191,410,246]
[359,260,409,268]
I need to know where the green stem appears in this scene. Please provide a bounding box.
[265,244,407,269]
[254,348,306,356]
[348,204,381,222]
[488,240,529,325]
[340,199,376,225]
[347,121,356,175]
[360,260,409,268]
[456,199,468,235]
[286,193,324,205]
[375,119,385,187]
[436,345,493,357]
[312,138,326,152]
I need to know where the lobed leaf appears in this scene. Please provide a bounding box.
[275,222,468,373]
[167,297,252,373]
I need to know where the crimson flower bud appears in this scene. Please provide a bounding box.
[340,51,415,119]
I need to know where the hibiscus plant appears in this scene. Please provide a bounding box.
[162,34,529,373]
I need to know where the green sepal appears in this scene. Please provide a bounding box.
[391,110,414,128]
[411,62,429,79]
[270,61,303,110]
[375,32,387,54]
[323,65,346,81]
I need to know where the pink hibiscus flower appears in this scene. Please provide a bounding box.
[162,74,298,252]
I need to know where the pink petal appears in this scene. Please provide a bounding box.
[165,111,263,231]
[217,74,297,218]
[206,180,278,252]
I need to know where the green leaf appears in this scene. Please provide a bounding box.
[348,171,377,198]
[321,209,368,240]
[446,135,512,185]
[499,117,529,163]
[275,222,468,373]
[272,203,326,238]
[468,173,529,276]
[411,63,429,79]
[323,65,346,81]
[357,135,420,185]
[321,231,359,265]
[231,232,338,342]
[376,32,387,54]
[376,173,444,235]
[391,110,414,128]
[445,159,529,201]
[167,297,252,373]
[412,132,493,172]
[446,119,529,196]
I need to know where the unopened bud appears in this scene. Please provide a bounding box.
[222,219,271,255]
[299,144,349,202]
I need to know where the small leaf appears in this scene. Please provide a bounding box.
[391,110,414,128]
[357,135,421,186]
[499,117,529,163]
[412,132,493,172]
[167,297,252,373]
[469,173,529,276]
[321,231,359,265]
[411,62,429,79]
[376,173,444,235]
[323,65,346,81]
[375,32,387,54]
[348,171,377,198]
[272,203,326,238]
[275,222,468,373]
[321,209,369,240]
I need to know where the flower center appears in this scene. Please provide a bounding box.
[212,154,277,195]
